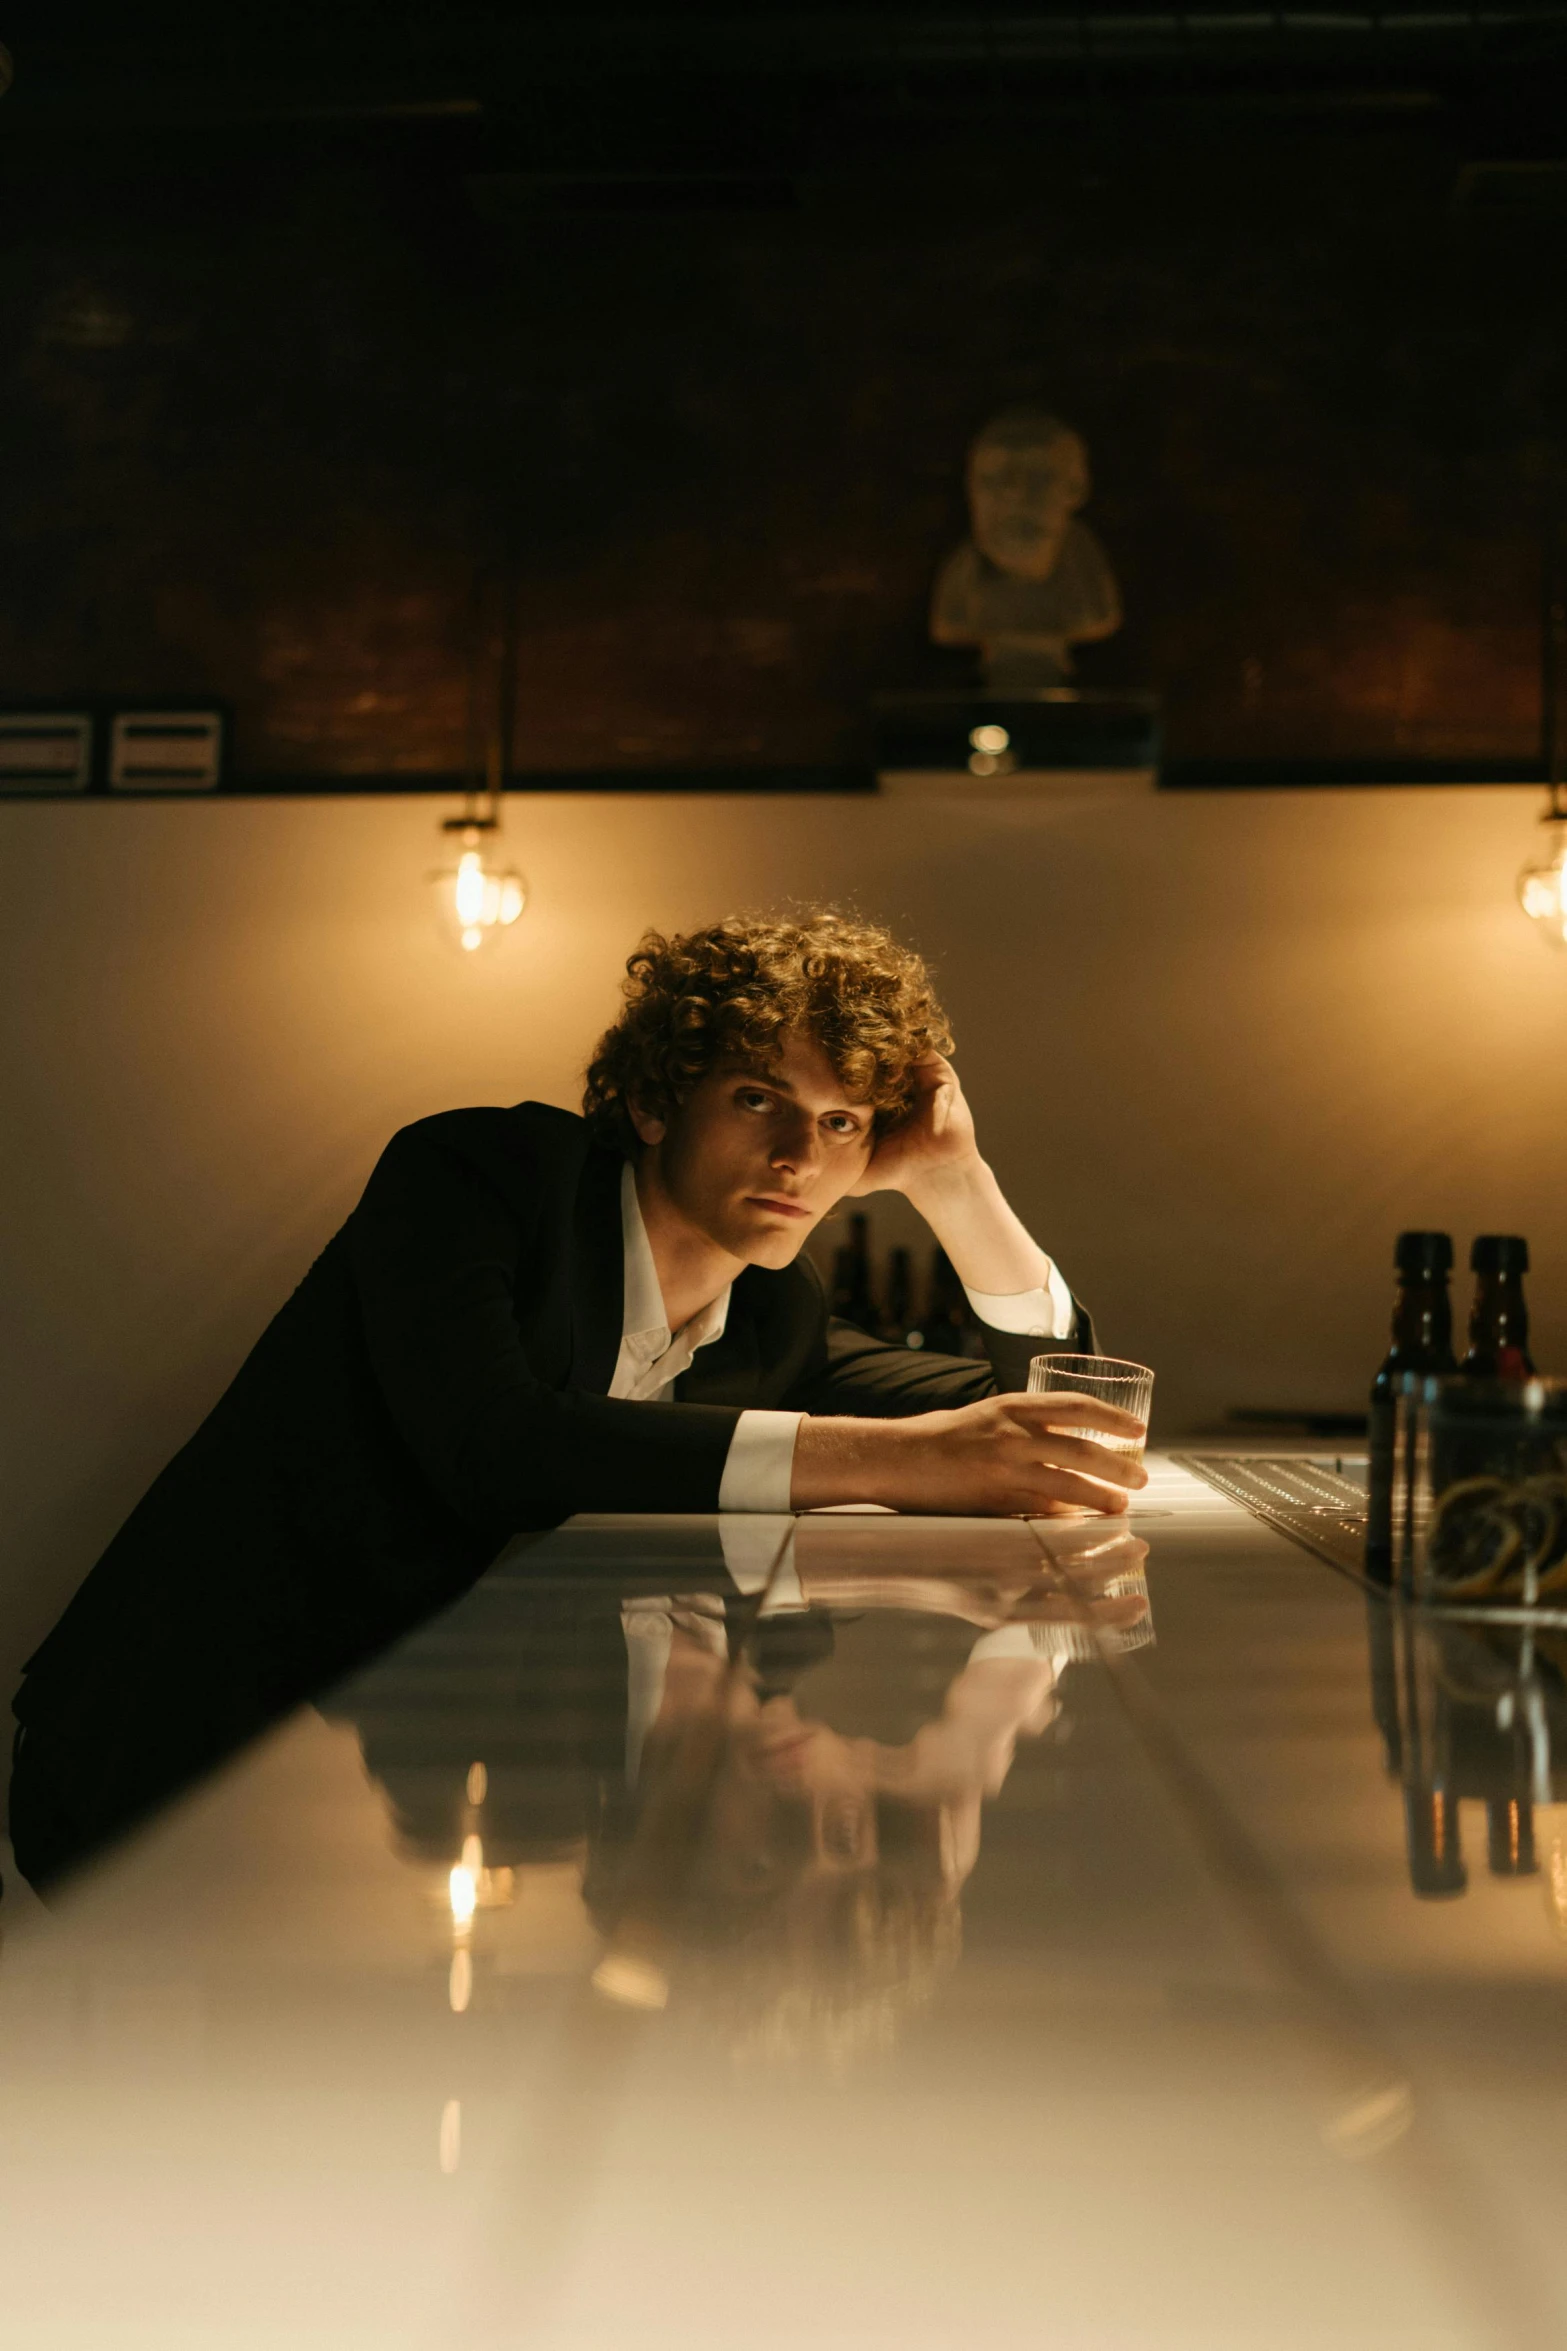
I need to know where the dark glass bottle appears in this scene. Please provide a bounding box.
[1366,1231,1456,1583]
[1462,1234,1534,1380]
[883,1245,916,1346]
[829,1212,879,1336]
[916,1246,987,1360]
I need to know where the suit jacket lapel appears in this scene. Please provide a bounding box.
[675,1287,762,1405]
[568,1145,627,1396]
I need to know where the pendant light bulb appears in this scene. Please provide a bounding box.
[1518,809,1567,950]
[431,819,526,954]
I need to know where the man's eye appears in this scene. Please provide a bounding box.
[738,1090,772,1111]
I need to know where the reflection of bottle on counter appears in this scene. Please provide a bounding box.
[1389,1613,1560,1897]
[1487,1797,1538,1877]
[1400,1610,1467,1899]
[1462,1234,1535,1381]
[1405,1785,1467,1898]
[1366,1231,1456,1585]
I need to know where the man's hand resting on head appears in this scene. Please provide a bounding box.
[789,1391,1149,1518]
[846,1048,979,1200]
[843,1049,1062,1302]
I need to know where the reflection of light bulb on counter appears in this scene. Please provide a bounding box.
[449,1947,473,2013]
[967,722,1016,779]
[443,1833,516,1940]
[430,819,526,954]
[449,1863,477,1930]
[1518,807,1567,949]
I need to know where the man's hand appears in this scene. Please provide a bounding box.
[847,1051,978,1200]
[790,1391,1149,1517]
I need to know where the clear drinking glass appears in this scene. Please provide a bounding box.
[1409,1376,1567,1607]
[1027,1352,1155,1464]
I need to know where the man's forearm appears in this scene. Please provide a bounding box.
[788,1415,905,1510]
[901,1157,1053,1298]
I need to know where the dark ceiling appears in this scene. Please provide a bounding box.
[2,3,1565,177]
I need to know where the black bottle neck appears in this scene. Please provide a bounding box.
[1382,1276,1456,1374]
[1463,1270,1533,1378]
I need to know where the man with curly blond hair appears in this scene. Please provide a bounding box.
[10,907,1142,1892]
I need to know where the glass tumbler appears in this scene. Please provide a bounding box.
[1410,1376,1567,1607]
[1027,1353,1155,1465]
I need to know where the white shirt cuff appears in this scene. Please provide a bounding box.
[716,1519,806,1609]
[969,1624,1055,1663]
[718,1409,805,1514]
[963,1258,1075,1341]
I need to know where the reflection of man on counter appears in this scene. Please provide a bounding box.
[598,1522,1153,2058]
[10,908,1143,1893]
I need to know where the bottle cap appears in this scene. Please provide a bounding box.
[1471,1234,1529,1275]
[1394,1231,1453,1278]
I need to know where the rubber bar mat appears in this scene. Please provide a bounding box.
[1171,1454,1370,1579]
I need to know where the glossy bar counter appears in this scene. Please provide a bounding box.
[4,1458,1567,2350]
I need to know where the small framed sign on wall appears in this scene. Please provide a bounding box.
[107,709,225,792]
[0,704,229,794]
[0,711,94,793]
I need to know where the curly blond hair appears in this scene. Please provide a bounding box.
[582,908,953,1153]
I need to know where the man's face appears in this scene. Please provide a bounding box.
[634,1028,877,1269]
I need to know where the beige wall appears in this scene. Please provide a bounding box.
[2,783,1563,1685]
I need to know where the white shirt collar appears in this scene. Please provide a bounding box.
[619,1159,731,1355]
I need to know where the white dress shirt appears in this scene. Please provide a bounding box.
[608,1161,1075,1512]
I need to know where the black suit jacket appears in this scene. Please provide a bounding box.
[9,1103,1091,1884]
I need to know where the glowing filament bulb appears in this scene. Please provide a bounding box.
[1518,815,1567,949]
[454,850,487,927]
[431,823,527,954]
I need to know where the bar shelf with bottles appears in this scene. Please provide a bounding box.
[828,1213,989,1358]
